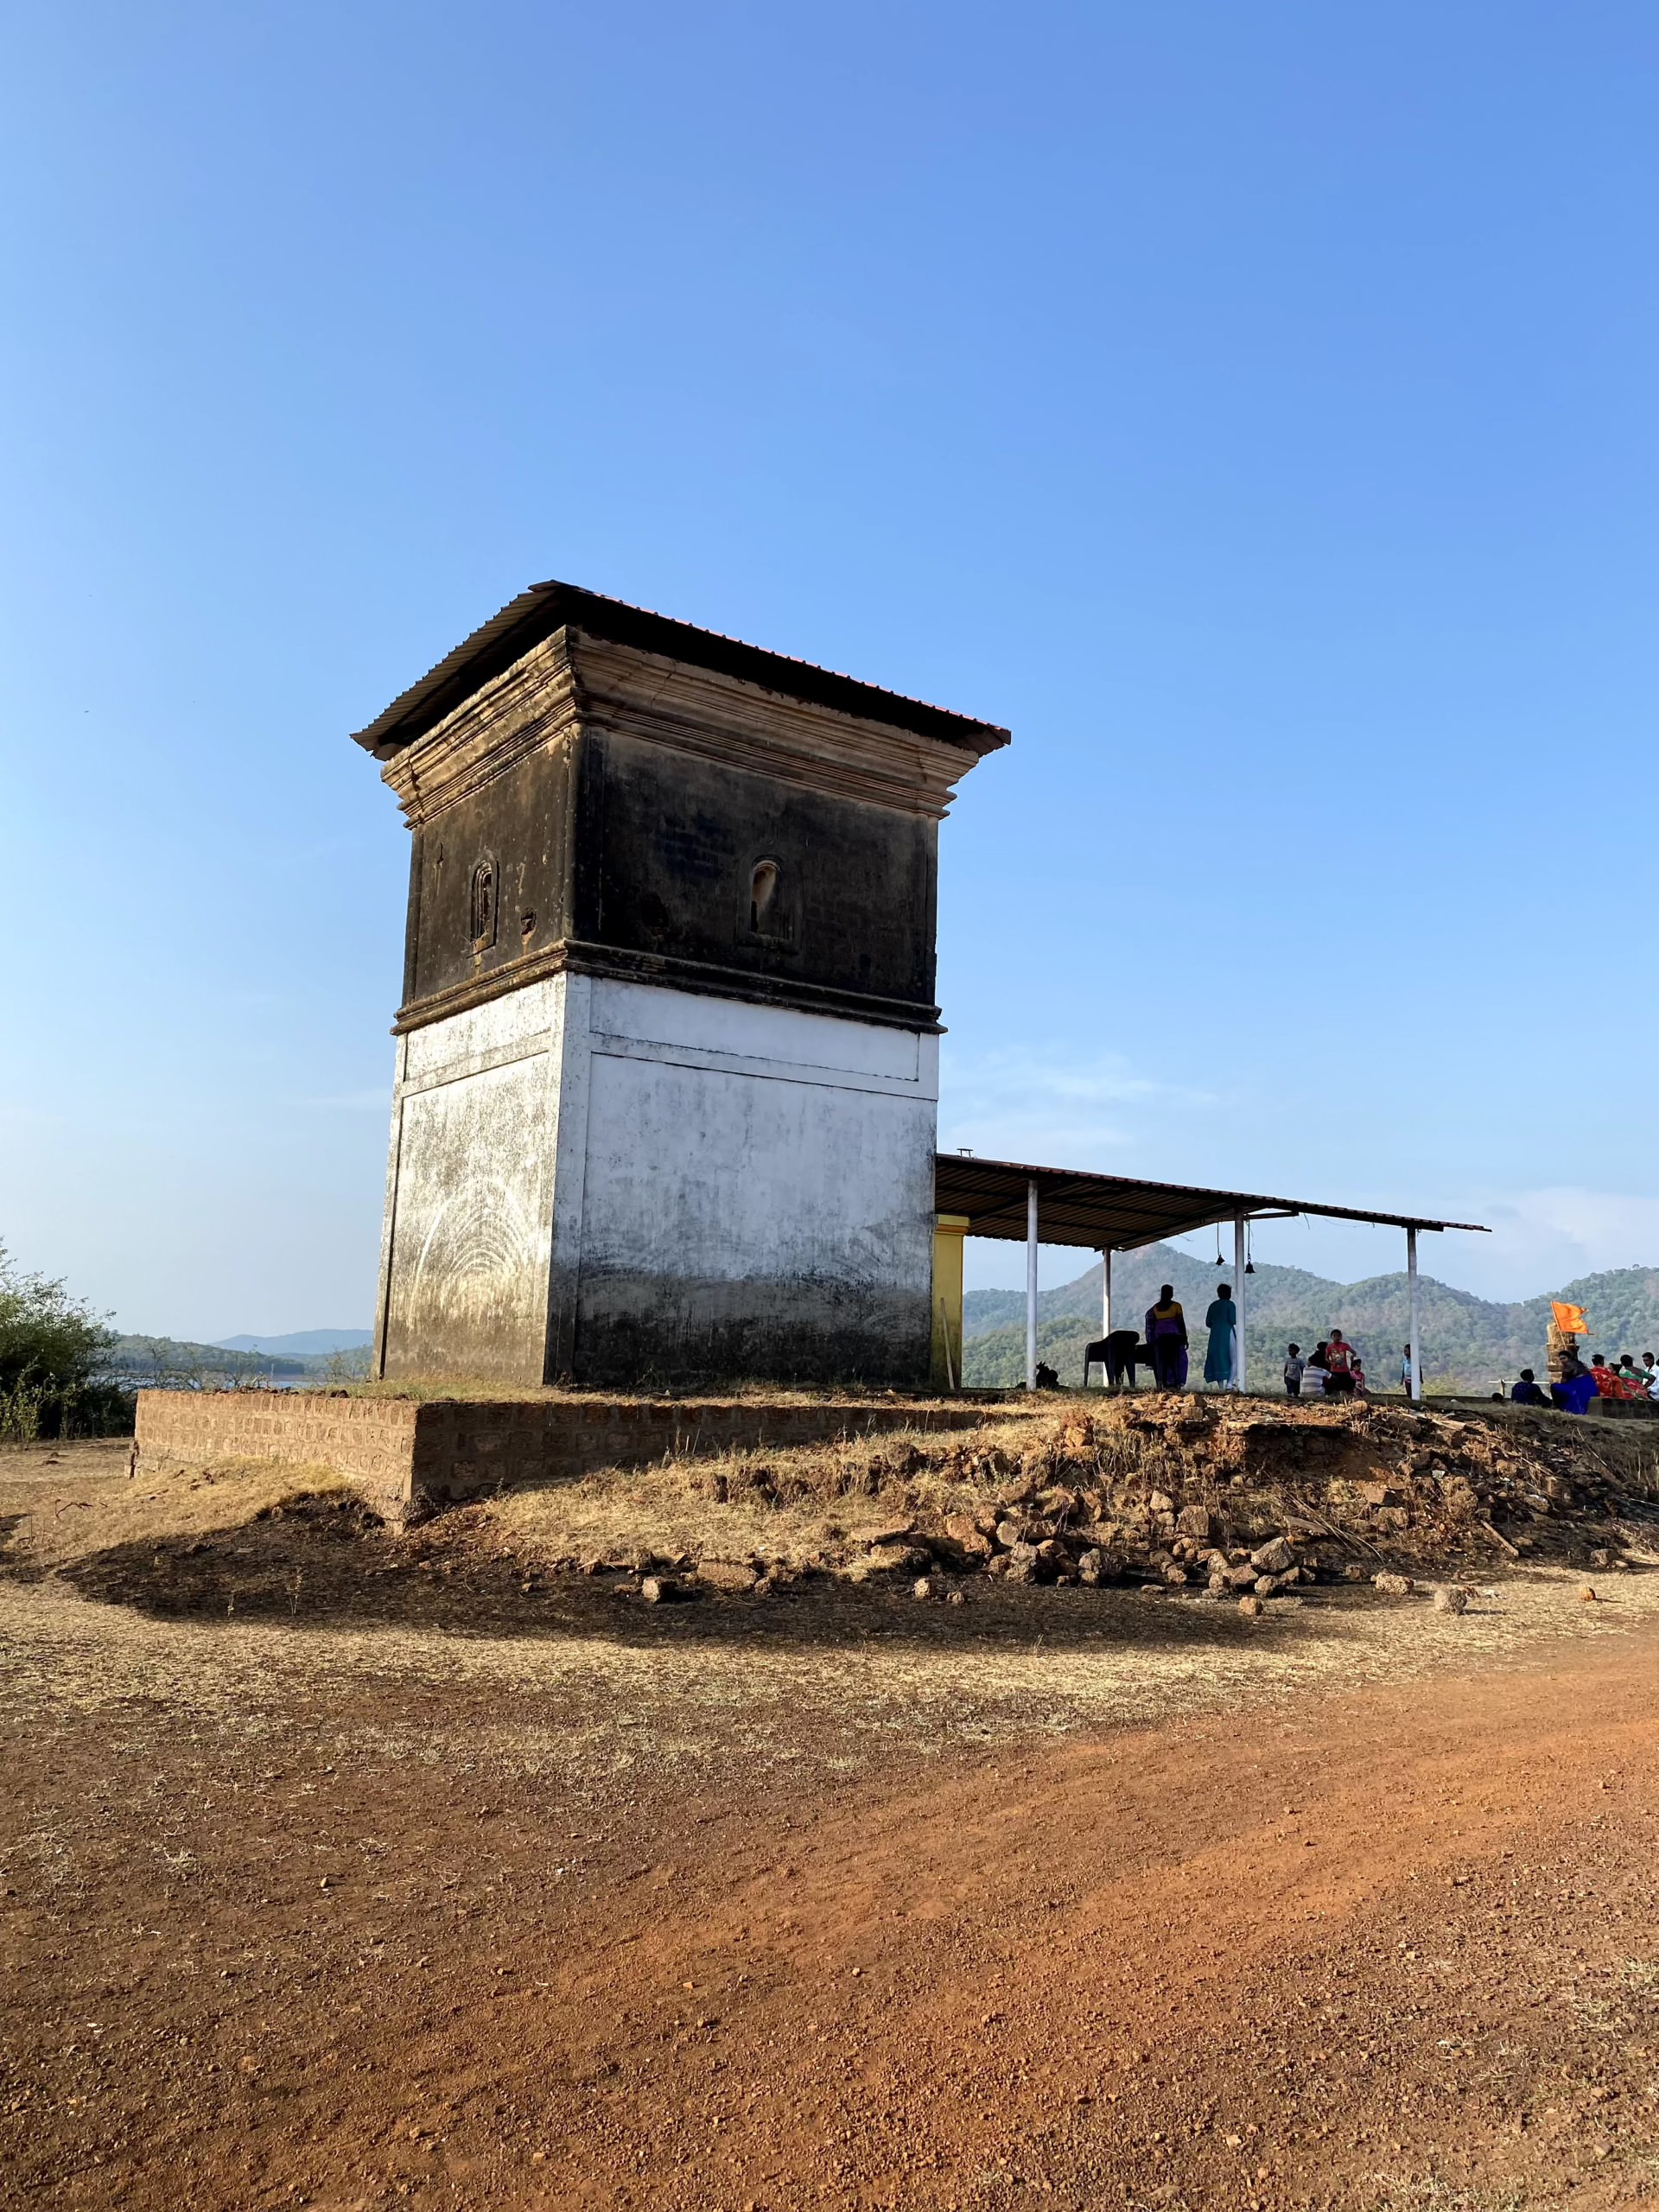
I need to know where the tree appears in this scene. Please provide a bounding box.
[0,1244,118,1441]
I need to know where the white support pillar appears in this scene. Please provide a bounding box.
[1101,1248,1113,1339]
[1407,1227,1421,1403]
[1233,1213,1248,1391]
[1025,1179,1039,1391]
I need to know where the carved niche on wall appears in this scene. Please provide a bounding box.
[745,857,795,947]
[469,855,499,952]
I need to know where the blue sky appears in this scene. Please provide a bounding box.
[3,1,1656,1337]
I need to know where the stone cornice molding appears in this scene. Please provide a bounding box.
[391,938,942,1039]
[380,627,982,826]
[570,635,976,819]
[380,633,582,828]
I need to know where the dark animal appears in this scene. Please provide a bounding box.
[1034,1360,1061,1389]
[1082,1330,1149,1389]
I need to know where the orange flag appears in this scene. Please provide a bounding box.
[1551,1301,1588,1337]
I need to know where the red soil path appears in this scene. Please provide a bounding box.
[5,1607,1658,2210]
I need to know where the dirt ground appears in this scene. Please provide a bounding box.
[4,1439,1659,2212]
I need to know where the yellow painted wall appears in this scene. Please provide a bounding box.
[931,1215,969,1389]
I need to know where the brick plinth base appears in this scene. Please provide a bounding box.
[133,1390,994,1523]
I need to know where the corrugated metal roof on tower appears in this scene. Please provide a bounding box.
[351,582,1013,760]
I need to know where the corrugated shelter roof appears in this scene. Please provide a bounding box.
[351,582,1013,760]
[934,1153,1488,1249]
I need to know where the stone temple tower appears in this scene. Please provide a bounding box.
[355,583,1007,1388]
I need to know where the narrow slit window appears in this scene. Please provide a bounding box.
[749,859,781,935]
[469,856,498,950]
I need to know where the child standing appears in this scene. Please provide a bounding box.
[1283,1343,1305,1397]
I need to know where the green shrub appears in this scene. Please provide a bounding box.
[0,1244,125,1440]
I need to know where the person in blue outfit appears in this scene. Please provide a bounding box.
[1204,1283,1238,1389]
[1510,1369,1550,1407]
[1549,1354,1599,1415]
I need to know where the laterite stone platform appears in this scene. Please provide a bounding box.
[133,1389,994,1523]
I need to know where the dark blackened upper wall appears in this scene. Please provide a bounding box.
[582,734,937,1014]
[404,742,574,1008]
[383,624,999,1035]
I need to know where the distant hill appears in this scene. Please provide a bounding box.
[104,1335,372,1385]
[963,1248,1659,1393]
[214,1330,373,1355]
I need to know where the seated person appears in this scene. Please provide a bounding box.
[1550,1353,1599,1415]
[1604,1356,1649,1402]
[1557,1362,1601,1415]
[1643,1353,1659,1400]
[1304,1342,1330,1396]
[1588,1356,1646,1402]
[1510,1368,1550,1407]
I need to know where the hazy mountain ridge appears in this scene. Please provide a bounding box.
[214,1330,373,1356]
[105,1335,373,1384]
[963,1249,1659,1392]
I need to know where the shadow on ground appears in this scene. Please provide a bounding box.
[22,1492,1367,1656]
[0,1513,47,1582]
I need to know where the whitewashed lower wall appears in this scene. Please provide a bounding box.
[376,976,938,1386]
[378,980,566,1383]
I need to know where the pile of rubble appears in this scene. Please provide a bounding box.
[671,1393,1659,1604]
[861,1501,1338,1608]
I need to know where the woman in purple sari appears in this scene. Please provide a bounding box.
[1144,1285,1189,1390]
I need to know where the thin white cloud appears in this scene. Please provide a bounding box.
[1173,1185,1659,1303]
[1457,1186,1659,1298]
[939,1046,1215,1168]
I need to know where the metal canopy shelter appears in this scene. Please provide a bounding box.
[933,1153,1488,1403]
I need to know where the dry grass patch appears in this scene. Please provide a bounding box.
[4,1558,1659,1792]
[3,1427,1659,1808]
[486,1415,1045,1570]
[0,1438,358,1574]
